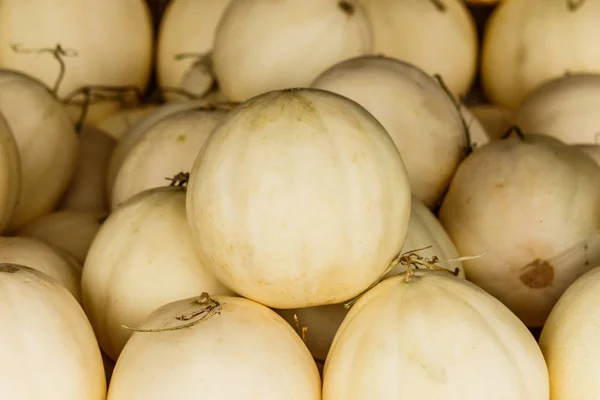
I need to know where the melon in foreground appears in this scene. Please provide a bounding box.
[276,195,464,361]
[186,88,412,309]
[107,294,321,399]
[0,264,106,399]
[322,269,549,399]
[82,186,232,361]
[539,266,600,400]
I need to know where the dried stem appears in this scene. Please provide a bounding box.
[121,293,221,333]
[293,314,308,344]
[0,263,19,273]
[166,172,190,188]
[343,246,463,309]
[434,74,473,156]
[63,85,143,132]
[10,43,78,95]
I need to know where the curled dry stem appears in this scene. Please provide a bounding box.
[567,0,586,11]
[10,43,78,95]
[63,85,143,132]
[0,263,19,273]
[343,246,464,309]
[166,172,190,188]
[433,74,472,156]
[121,292,221,333]
[501,125,526,141]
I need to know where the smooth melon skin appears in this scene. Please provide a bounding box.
[0,264,106,399]
[514,73,600,144]
[156,0,232,101]
[186,88,412,309]
[17,210,104,264]
[360,0,478,98]
[275,195,465,362]
[481,0,600,109]
[107,295,321,399]
[310,55,468,208]
[95,105,159,141]
[539,266,600,400]
[110,107,228,209]
[0,236,82,303]
[0,70,78,232]
[439,133,600,327]
[212,0,372,102]
[0,109,20,233]
[82,186,232,361]
[322,271,549,399]
[58,125,115,215]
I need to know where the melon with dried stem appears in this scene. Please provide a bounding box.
[0,70,78,231]
[311,55,469,207]
[110,107,229,210]
[107,294,320,399]
[0,264,106,399]
[322,269,549,399]
[212,0,372,102]
[82,186,233,361]
[106,99,223,198]
[514,73,600,144]
[439,130,600,326]
[539,266,600,400]
[276,196,465,362]
[360,0,478,97]
[157,0,232,101]
[0,236,82,303]
[58,126,116,214]
[186,88,412,309]
[0,0,154,124]
[0,110,20,233]
[481,0,600,108]
[18,210,105,264]
[95,105,159,141]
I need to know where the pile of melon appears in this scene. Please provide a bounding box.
[1,0,600,398]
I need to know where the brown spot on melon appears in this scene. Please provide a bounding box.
[520,259,554,289]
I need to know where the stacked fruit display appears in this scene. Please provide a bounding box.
[0,0,599,399]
